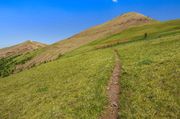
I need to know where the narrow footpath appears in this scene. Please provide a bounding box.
[101,50,121,119]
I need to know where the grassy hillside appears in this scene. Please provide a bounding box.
[0,20,179,119]
[19,12,154,69]
[117,33,180,118]
[65,20,180,118]
[0,49,43,77]
[65,20,180,56]
[0,41,47,77]
[0,49,115,119]
[92,20,180,118]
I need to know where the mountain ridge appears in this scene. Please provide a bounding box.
[0,12,157,72]
[17,12,155,69]
[0,40,47,58]
[0,17,179,119]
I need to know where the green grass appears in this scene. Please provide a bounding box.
[64,20,180,57]
[64,20,180,118]
[116,34,180,118]
[94,20,180,45]
[0,49,44,77]
[0,56,18,77]
[0,49,115,119]
[0,20,180,119]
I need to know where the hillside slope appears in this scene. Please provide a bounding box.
[0,40,47,58]
[117,33,180,118]
[0,41,47,77]
[0,20,179,119]
[20,12,155,69]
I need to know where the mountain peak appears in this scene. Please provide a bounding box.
[0,40,47,58]
[16,12,156,69]
[111,12,153,23]
[121,12,146,17]
[25,40,33,43]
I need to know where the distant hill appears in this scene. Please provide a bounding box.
[20,12,155,69]
[0,41,47,77]
[0,40,47,59]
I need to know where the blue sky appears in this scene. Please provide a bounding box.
[0,0,180,48]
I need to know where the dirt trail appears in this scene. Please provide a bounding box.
[101,50,121,119]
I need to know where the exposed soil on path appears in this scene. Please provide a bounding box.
[101,50,121,119]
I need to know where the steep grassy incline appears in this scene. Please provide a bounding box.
[117,33,180,118]
[20,12,154,69]
[62,20,180,57]
[0,41,47,77]
[91,20,180,118]
[0,48,44,77]
[0,49,115,119]
[64,19,180,118]
[0,20,179,119]
[65,20,180,118]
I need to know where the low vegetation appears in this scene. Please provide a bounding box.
[0,19,179,119]
[117,34,180,118]
[0,56,18,77]
[0,50,40,77]
[0,49,115,119]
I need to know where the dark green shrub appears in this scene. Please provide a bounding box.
[144,33,148,39]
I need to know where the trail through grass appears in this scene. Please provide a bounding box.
[116,34,180,118]
[0,20,179,119]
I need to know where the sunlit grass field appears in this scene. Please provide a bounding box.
[117,34,180,118]
[0,20,179,119]
[0,49,115,119]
